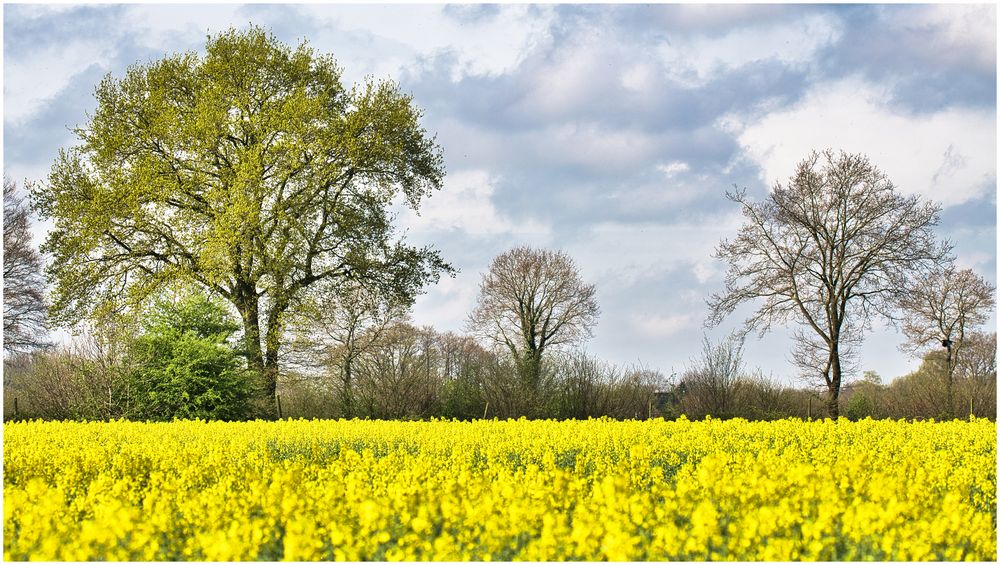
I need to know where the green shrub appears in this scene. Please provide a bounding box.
[130,293,252,420]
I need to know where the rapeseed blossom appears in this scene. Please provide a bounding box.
[3,417,995,561]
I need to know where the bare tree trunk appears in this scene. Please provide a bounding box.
[826,344,842,418]
[944,345,954,419]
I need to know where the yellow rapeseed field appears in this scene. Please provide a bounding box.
[3,417,996,561]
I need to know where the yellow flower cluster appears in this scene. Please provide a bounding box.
[3,417,995,561]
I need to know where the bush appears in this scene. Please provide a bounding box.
[129,293,252,421]
[274,375,338,419]
[677,335,744,419]
[3,319,140,421]
[548,353,659,419]
[440,374,487,420]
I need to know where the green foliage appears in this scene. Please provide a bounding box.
[861,370,882,385]
[142,292,241,340]
[440,375,487,420]
[845,391,877,421]
[130,293,252,421]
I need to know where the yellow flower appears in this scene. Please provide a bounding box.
[2,418,995,561]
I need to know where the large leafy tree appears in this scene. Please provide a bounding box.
[708,150,950,418]
[33,28,450,413]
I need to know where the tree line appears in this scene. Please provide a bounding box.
[3,28,995,421]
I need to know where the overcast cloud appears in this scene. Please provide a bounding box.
[4,3,996,385]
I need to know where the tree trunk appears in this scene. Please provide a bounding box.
[518,350,543,390]
[341,354,355,418]
[944,345,954,419]
[825,384,840,419]
[237,296,266,377]
[235,292,278,419]
[826,343,842,418]
[262,313,283,415]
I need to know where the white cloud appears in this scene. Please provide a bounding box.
[657,161,690,177]
[511,21,671,122]
[660,4,793,31]
[409,271,481,335]
[6,4,78,19]
[735,77,997,207]
[119,4,252,52]
[516,33,611,117]
[692,262,716,284]
[956,251,996,274]
[301,4,555,81]
[566,218,742,289]
[633,312,697,339]
[3,40,112,126]
[658,13,842,86]
[885,4,996,73]
[621,63,656,93]
[440,118,667,177]
[399,169,549,237]
[533,123,661,174]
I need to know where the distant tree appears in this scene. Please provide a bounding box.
[955,331,997,383]
[892,331,1000,419]
[130,291,252,421]
[885,351,951,419]
[32,28,451,415]
[954,331,996,418]
[352,322,441,419]
[678,334,744,419]
[844,370,885,421]
[3,313,141,421]
[468,246,599,394]
[861,370,882,385]
[437,331,493,420]
[708,150,950,417]
[551,352,659,419]
[3,178,47,354]
[289,281,408,417]
[732,372,788,421]
[897,266,994,418]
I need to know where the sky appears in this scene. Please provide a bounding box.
[3,2,997,386]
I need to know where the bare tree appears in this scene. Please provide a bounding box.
[289,281,408,417]
[3,178,48,354]
[468,246,599,393]
[897,266,994,418]
[353,323,441,419]
[708,150,950,417]
[678,334,744,419]
[954,331,996,418]
[3,316,139,420]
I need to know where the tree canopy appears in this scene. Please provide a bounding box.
[33,27,451,413]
